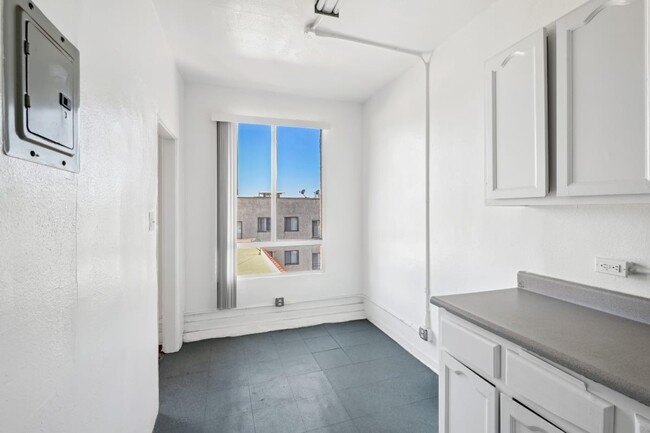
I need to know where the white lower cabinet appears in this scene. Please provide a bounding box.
[440,352,498,433]
[501,394,564,433]
[438,311,650,433]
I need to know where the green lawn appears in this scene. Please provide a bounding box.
[237,248,276,276]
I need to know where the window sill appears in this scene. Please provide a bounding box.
[237,270,325,281]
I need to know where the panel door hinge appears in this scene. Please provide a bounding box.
[24,40,30,55]
[24,93,31,108]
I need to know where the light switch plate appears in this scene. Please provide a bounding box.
[3,0,80,172]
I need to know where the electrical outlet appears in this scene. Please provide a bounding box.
[418,327,429,341]
[595,258,629,277]
[275,297,285,307]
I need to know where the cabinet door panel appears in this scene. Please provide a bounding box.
[637,414,650,433]
[486,29,548,199]
[501,394,564,433]
[440,352,498,433]
[557,0,650,196]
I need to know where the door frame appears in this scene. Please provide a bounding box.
[158,120,183,353]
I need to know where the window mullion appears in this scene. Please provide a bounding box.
[271,125,278,242]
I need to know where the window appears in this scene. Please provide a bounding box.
[257,217,271,232]
[237,221,243,240]
[284,217,299,232]
[312,220,321,239]
[312,252,321,270]
[236,123,323,276]
[285,250,299,265]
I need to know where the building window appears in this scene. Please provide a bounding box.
[284,216,299,232]
[312,220,321,239]
[257,217,271,232]
[236,123,323,277]
[237,221,243,239]
[312,252,321,270]
[285,250,299,265]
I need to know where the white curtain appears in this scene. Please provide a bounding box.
[216,122,237,309]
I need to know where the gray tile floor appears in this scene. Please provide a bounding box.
[155,320,438,433]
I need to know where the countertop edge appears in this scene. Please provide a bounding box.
[430,295,650,408]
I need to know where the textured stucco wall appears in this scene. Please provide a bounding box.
[237,197,321,241]
[0,0,183,432]
[362,0,650,371]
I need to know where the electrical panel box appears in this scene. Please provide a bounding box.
[3,0,80,172]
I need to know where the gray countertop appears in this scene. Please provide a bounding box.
[430,272,650,407]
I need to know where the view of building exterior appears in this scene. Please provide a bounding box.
[237,193,322,274]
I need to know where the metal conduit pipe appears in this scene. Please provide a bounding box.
[305,23,435,338]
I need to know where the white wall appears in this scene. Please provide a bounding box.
[182,84,363,314]
[362,0,650,371]
[0,0,183,432]
[361,64,439,367]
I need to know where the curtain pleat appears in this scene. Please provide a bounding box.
[216,122,237,310]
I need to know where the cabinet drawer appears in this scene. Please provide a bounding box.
[441,318,501,378]
[501,394,564,433]
[505,350,614,433]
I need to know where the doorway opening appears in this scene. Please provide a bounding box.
[157,121,183,353]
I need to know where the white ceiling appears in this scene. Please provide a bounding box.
[153,0,497,102]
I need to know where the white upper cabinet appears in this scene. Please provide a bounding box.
[485,29,548,199]
[556,0,650,196]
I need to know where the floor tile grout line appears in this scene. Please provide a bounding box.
[332,376,438,422]
[346,396,440,427]
[157,321,434,432]
[292,385,310,433]
[331,382,355,424]
[327,365,435,398]
[245,380,256,433]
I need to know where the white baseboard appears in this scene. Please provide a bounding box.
[181,294,439,374]
[364,298,439,374]
[183,296,366,342]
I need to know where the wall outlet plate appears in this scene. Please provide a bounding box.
[595,257,629,277]
[275,297,285,307]
[419,327,429,341]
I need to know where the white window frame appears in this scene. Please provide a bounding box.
[284,216,299,232]
[257,216,271,233]
[284,250,300,265]
[231,119,325,278]
[312,252,321,270]
[312,219,321,239]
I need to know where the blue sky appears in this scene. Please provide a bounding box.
[237,124,321,198]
